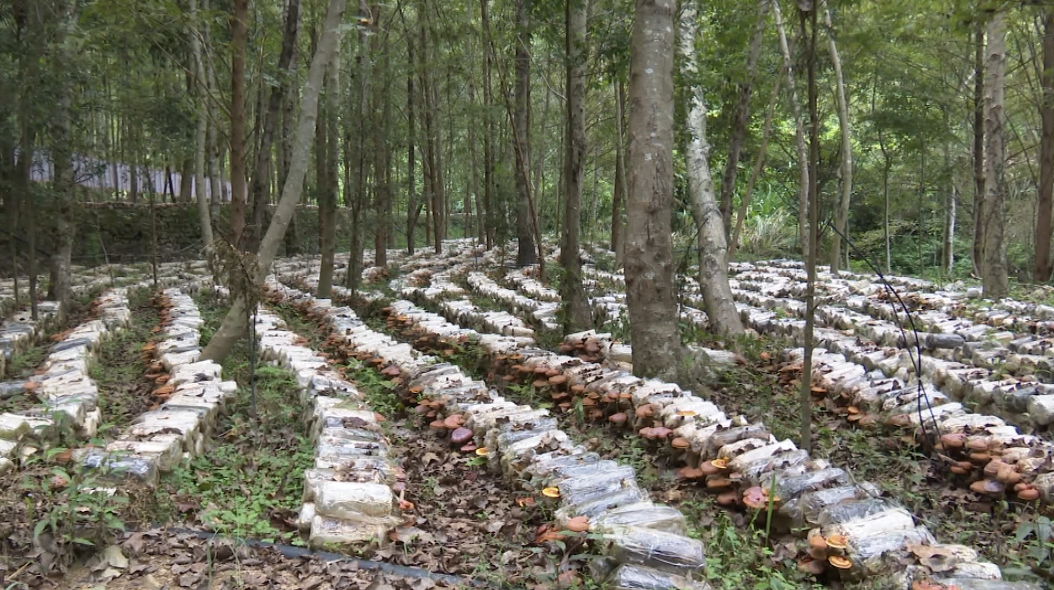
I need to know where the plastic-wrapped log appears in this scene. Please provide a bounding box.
[605,564,711,590]
[599,526,706,576]
[588,501,688,536]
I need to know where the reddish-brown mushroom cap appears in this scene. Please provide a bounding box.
[969,479,1005,496]
[678,466,705,480]
[742,486,767,509]
[715,491,738,506]
[609,412,628,425]
[671,437,691,449]
[451,427,474,444]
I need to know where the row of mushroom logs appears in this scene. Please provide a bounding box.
[496,353,631,420]
[935,432,1041,502]
[143,291,174,406]
[778,360,880,429]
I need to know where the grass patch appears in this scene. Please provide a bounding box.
[92,287,160,440]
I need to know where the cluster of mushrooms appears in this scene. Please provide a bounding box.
[142,292,174,403]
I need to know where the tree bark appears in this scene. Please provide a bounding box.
[799,3,819,454]
[190,0,215,249]
[481,0,496,249]
[467,5,483,246]
[729,70,781,259]
[513,0,537,266]
[48,0,78,319]
[345,0,371,293]
[718,0,770,238]
[317,23,341,298]
[372,4,390,268]
[625,0,680,378]
[560,0,592,331]
[679,3,744,336]
[1035,9,1054,283]
[772,0,810,261]
[982,12,1008,298]
[407,32,419,255]
[229,0,249,245]
[249,0,301,253]
[972,23,986,278]
[611,79,626,264]
[824,1,852,273]
[201,0,348,362]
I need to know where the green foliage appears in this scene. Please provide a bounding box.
[23,450,129,553]
[167,363,313,544]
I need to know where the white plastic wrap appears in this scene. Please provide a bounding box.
[606,564,711,590]
[315,481,394,520]
[600,526,706,575]
[588,502,688,535]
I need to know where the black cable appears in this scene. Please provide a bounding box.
[823,220,943,456]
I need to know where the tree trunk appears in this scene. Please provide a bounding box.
[718,0,770,238]
[249,0,301,253]
[317,24,340,298]
[944,179,957,275]
[625,0,680,378]
[678,3,744,336]
[982,12,1008,298]
[179,156,193,202]
[1035,9,1054,283]
[467,6,483,246]
[729,71,781,259]
[282,0,301,256]
[229,0,249,245]
[345,0,371,293]
[407,32,419,255]
[824,1,851,273]
[560,0,592,330]
[372,4,390,268]
[513,0,537,266]
[799,4,819,454]
[612,79,626,264]
[48,0,77,319]
[772,0,810,261]
[190,0,214,249]
[202,0,348,362]
[481,0,496,249]
[972,23,986,278]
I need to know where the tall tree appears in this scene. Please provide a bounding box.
[189,0,214,249]
[611,79,626,265]
[229,0,249,245]
[406,29,420,254]
[972,23,985,278]
[679,1,743,336]
[772,0,810,261]
[480,0,496,249]
[982,11,1007,298]
[248,0,302,253]
[203,0,348,361]
[1035,9,1054,283]
[625,0,680,377]
[824,1,852,273]
[718,0,770,238]
[560,0,592,330]
[317,21,341,298]
[513,0,537,266]
[372,3,390,267]
[48,0,78,318]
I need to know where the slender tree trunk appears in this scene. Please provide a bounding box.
[729,70,781,259]
[679,3,743,336]
[282,0,301,256]
[513,0,537,266]
[1035,9,1054,283]
[824,1,852,273]
[317,24,341,297]
[944,177,957,275]
[560,0,591,330]
[611,79,626,263]
[481,0,496,249]
[625,0,680,378]
[372,5,390,268]
[719,0,770,238]
[190,0,214,249]
[800,4,819,454]
[467,8,483,246]
[972,23,986,278]
[228,0,249,245]
[407,33,419,254]
[982,12,1008,298]
[48,0,78,319]
[202,0,348,361]
[249,0,301,253]
[345,0,371,292]
[772,0,810,261]
[1,137,17,306]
